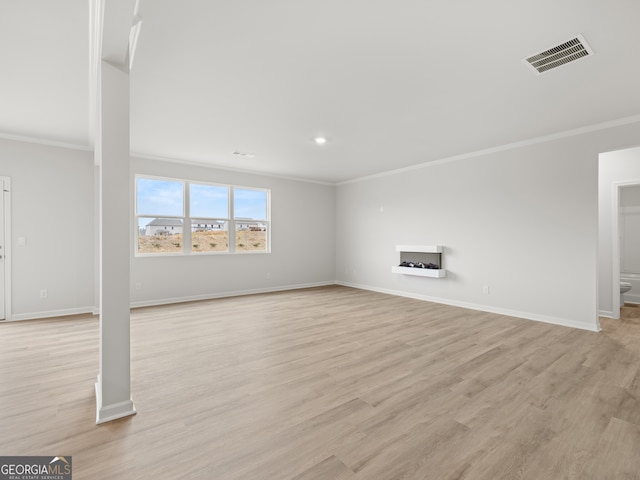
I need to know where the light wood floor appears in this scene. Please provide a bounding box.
[2,286,640,479]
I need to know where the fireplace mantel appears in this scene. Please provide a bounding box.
[392,245,446,278]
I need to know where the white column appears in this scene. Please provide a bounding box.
[93,0,139,424]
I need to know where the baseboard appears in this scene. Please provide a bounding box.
[95,375,137,424]
[5,282,602,333]
[336,281,600,332]
[129,281,336,309]
[4,283,337,321]
[8,306,96,322]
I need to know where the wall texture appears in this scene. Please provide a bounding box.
[3,119,640,326]
[0,138,95,319]
[129,157,336,307]
[0,139,336,319]
[337,120,640,331]
[621,184,640,207]
[620,185,640,275]
[620,205,640,273]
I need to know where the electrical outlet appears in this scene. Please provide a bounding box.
[483,285,490,295]
[40,289,48,298]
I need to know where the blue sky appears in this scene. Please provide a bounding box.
[136,178,267,224]
[136,178,183,216]
[233,188,267,220]
[190,183,228,218]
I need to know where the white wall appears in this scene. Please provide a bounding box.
[130,157,336,306]
[3,120,640,327]
[621,185,640,207]
[620,205,640,273]
[598,146,640,316]
[620,185,640,275]
[337,121,640,331]
[0,139,336,319]
[0,138,95,319]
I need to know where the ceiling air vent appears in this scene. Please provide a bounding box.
[522,34,593,74]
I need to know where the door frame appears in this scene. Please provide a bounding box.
[1,176,11,321]
[611,179,640,317]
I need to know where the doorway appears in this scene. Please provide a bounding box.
[0,176,10,321]
[599,146,640,320]
[612,181,640,315]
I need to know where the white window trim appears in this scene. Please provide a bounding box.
[135,175,270,256]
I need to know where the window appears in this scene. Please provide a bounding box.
[190,183,229,253]
[136,178,184,254]
[135,176,270,255]
[234,188,268,252]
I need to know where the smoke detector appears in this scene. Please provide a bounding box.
[232,151,256,158]
[522,34,593,74]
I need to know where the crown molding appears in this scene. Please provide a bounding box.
[338,114,640,185]
[0,132,91,152]
[131,151,335,186]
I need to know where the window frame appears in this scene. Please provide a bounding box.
[135,176,186,256]
[134,174,271,257]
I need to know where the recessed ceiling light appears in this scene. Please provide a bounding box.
[232,151,256,158]
[314,137,327,145]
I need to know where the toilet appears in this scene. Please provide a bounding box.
[621,281,632,307]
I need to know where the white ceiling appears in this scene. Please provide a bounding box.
[2,1,640,183]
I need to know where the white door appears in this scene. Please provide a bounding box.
[0,178,5,320]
